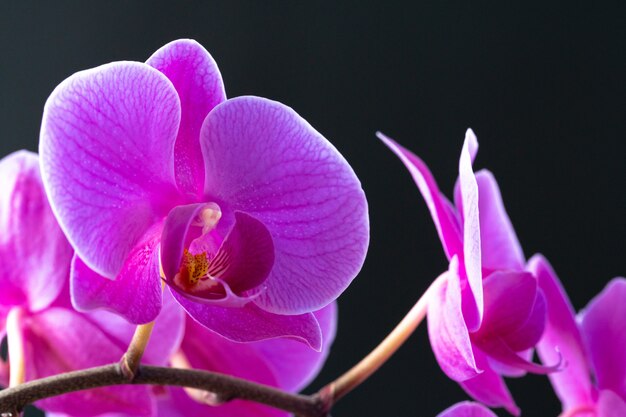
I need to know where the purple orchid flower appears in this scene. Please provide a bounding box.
[379,130,559,415]
[533,256,626,417]
[437,401,498,417]
[39,39,369,348]
[0,151,185,417]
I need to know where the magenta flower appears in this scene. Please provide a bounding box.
[533,256,626,416]
[0,151,185,417]
[39,39,368,348]
[437,401,498,417]
[379,130,558,415]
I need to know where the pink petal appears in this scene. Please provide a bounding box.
[377,132,462,259]
[200,96,369,315]
[476,336,560,374]
[157,386,288,417]
[251,302,337,392]
[597,389,626,417]
[40,61,182,279]
[457,129,483,331]
[579,278,626,399]
[147,39,226,197]
[0,151,72,312]
[501,290,547,352]
[474,169,525,272]
[459,349,520,416]
[85,290,185,366]
[530,254,595,409]
[474,271,538,340]
[71,224,163,324]
[24,308,154,416]
[172,288,323,350]
[437,401,498,417]
[427,257,480,381]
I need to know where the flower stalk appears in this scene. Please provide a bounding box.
[119,321,156,380]
[6,308,25,388]
[319,272,447,409]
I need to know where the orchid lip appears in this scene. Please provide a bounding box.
[161,202,275,308]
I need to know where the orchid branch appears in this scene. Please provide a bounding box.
[0,364,326,417]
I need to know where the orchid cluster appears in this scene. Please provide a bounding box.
[0,39,622,417]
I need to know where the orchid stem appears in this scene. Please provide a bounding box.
[6,308,25,388]
[319,271,448,409]
[120,321,156,379]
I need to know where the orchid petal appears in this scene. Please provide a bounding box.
[427,257,480,381]
[172,288,322,350]
[71,223,163,324]
[457,129,483,331]
[377,132,462,259]
[579,278,626,399]
[530,254,595,409]
[475,271,538,339]
[437,401,498,417]
[24,308,154,416]
[503,290,547,352]
[597,389,626,417]
[39,61,182,279]
[157,386,287,417]
[147,39,226,197]
[85,290,185,366]
[474,169,525,272]
[460,349,520,416]
[201,96,368,315]
[476,336,560,374]
[0,151,72,312]
[252,302,337,392]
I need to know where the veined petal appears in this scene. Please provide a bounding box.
[579,278,626,399]
[0,151,72,312]
[71,223,163,324]
[201,96,369,315]
[457,129,483,331]
[530,254,594,409]
[427,257,480,381]
[147,39,226,197]
[377,132,462,259]
[437,401,498,417]
[24,308,154,416]
[172,288,322,350]
[40,61,182,279]
[474,169,525,272]
[459,349,520,416]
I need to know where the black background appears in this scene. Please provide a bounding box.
[1,2,625,416]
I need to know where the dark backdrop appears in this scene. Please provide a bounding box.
[1,2,625,416]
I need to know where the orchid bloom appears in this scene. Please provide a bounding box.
[533,256,626,417]
[437,401,498,417]
[0,151,185,417]
[379,130,559,415]
[39,39,369,348]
